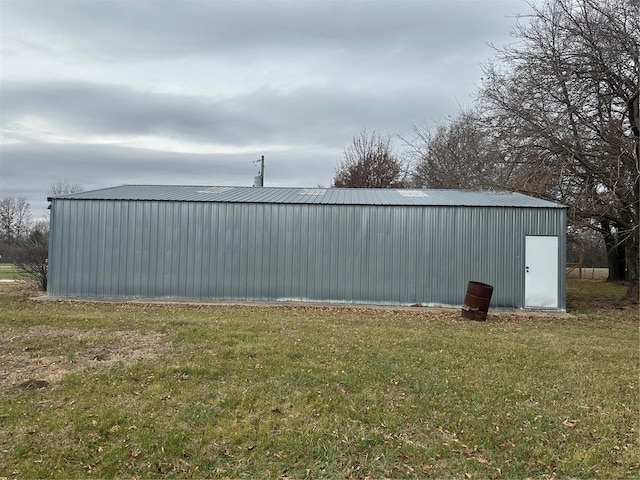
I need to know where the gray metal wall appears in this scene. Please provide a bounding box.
[48,199,566,308]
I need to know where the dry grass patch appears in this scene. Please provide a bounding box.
[0,326,171,392]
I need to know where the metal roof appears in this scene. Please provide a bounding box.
[49,185,565,208]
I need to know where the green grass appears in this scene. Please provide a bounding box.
[0,280,637,479]
[0,263,30,280]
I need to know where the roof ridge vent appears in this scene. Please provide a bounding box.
[398,190,428,197]
[197,186,234,194]
[300,188,326,196]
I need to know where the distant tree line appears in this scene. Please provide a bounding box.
[0,181,83,290]
[332,0,638,301]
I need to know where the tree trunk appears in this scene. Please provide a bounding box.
[626,84,639,301]
[602,228,626,282]
[625,233,639,303]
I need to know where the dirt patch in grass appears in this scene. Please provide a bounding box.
[0,326,171,393]
[0,280,43,294]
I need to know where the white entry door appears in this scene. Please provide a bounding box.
[525,236,559,308]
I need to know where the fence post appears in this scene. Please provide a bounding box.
[578,254,584,279]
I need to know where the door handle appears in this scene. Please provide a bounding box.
[526,266,530,273]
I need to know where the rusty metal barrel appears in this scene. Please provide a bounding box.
[461,281,494,321]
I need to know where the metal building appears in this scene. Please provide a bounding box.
[47,185,567,310]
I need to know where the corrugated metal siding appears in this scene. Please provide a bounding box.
[48,199,566,308]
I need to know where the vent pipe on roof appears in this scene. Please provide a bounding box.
[253,155,264,187]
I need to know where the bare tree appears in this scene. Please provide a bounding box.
[333,129,408,188]
[48,180,84,196]
[14,222,49,290]
[567,227,608,268]
[0,197,32,246]
[407,110,512,190]
[477,0,639,299]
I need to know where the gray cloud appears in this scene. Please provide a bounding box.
[2,1,521,62]
[2,81,451,146]
[0,0,529,218]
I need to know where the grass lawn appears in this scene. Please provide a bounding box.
[0,263,30,281]
[0,280,637,479]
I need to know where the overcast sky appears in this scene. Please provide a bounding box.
[1,0,529,218]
